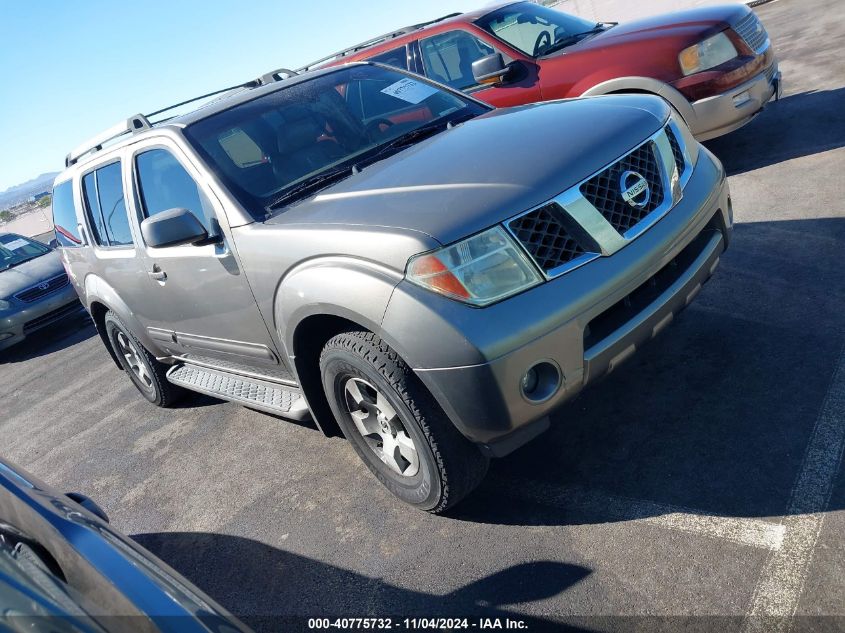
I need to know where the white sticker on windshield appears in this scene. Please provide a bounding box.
[3,239,29,250]
[380,78,439,104]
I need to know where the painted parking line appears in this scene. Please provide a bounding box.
[506,480,786,550]
[742,341,845,633]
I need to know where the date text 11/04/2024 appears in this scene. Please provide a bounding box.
[307,617,529,629]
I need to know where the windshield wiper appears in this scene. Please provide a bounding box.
[267,164,355,210]
[542,24,610,55]
[0,256,38,272]
[354,112,476,171]
[266,112,479,211]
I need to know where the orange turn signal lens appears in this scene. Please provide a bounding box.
[407,254,471,300]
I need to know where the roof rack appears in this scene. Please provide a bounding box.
[65,115,151,167]
[295,12,462,72]
[64,79,263,168]
[255,67,299,86]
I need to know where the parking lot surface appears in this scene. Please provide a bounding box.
[2,0,843,630]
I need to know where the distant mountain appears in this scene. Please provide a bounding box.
[0,172,60,209]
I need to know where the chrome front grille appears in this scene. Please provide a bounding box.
[14,274,70,303]
[507,122,691,279]
[665,126,686,177]
[580,141,665,234]
[734,12,769,53]
[508,203,586,273]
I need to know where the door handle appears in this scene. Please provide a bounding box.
[148,265,167,282]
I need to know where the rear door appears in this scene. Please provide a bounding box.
[127,138,282,369]
[77,157,152,329]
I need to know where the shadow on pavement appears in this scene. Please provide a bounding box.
[705,87,845,175]
[452,217,844,527]
[0,309,96,364]
[132,531,592,632]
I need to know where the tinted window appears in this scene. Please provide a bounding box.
[135,149,215,232]
[81,162,132,247]
[369,46,409,70]
[81,171,107,244]
[419,31,495,91]
[51,181,82,247]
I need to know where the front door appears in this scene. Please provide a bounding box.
[415,29,542,108]
[128,140,281,369]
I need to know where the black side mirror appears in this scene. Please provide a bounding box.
[472,53,510,86]
[140,208,209,248]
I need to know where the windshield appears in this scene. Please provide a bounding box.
[185,65,488,217]
[477,2,598,57]
[0,234,51,271]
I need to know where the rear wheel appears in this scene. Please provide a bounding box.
[320,330,489,513]
[104,311,183,407]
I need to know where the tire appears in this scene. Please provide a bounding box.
[320,330,489,513]
[103,311,183,407]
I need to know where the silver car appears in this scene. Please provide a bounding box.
[55,62,731,512]
[0,232,84,352]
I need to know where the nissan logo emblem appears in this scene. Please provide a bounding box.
[620,170,650,209]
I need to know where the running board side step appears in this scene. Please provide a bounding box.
[166,364,311,421]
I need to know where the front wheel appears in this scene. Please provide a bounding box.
[320,330,489,513]
[104,311,183,407]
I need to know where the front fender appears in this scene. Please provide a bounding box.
[579,76,697,130]
[276,257,404,362]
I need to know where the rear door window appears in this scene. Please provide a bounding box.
[81,161,133,247]
[368,46,409,70]
[51,180,82,247]
[419,30,495,91]
[134,149,215,233]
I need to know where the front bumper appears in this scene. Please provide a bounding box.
[689,60,782,141]
[381,147,731,456]
[0,284,85,351]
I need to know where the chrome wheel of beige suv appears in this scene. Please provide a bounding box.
[319,330,489,514]
[103,311,183,407]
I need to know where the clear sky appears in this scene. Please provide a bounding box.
[0,0,477,192]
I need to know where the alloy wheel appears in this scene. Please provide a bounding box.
[342,376,420,477]
[115,331,153,391]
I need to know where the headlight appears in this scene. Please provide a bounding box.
[0,299,11,311]
[406,226,542,306]
[678,32,738,76]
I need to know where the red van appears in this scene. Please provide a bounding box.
[303,1,780,141]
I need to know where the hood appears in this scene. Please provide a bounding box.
[0,250,64,299]
[571,4,748,51]
[266,95,669,245]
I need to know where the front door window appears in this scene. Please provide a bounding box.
[419,30,496,91]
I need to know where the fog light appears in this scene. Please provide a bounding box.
[732,90,751,107]
[520,361,562,403]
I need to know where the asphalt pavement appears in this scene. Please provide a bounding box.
[2,0,843,631]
